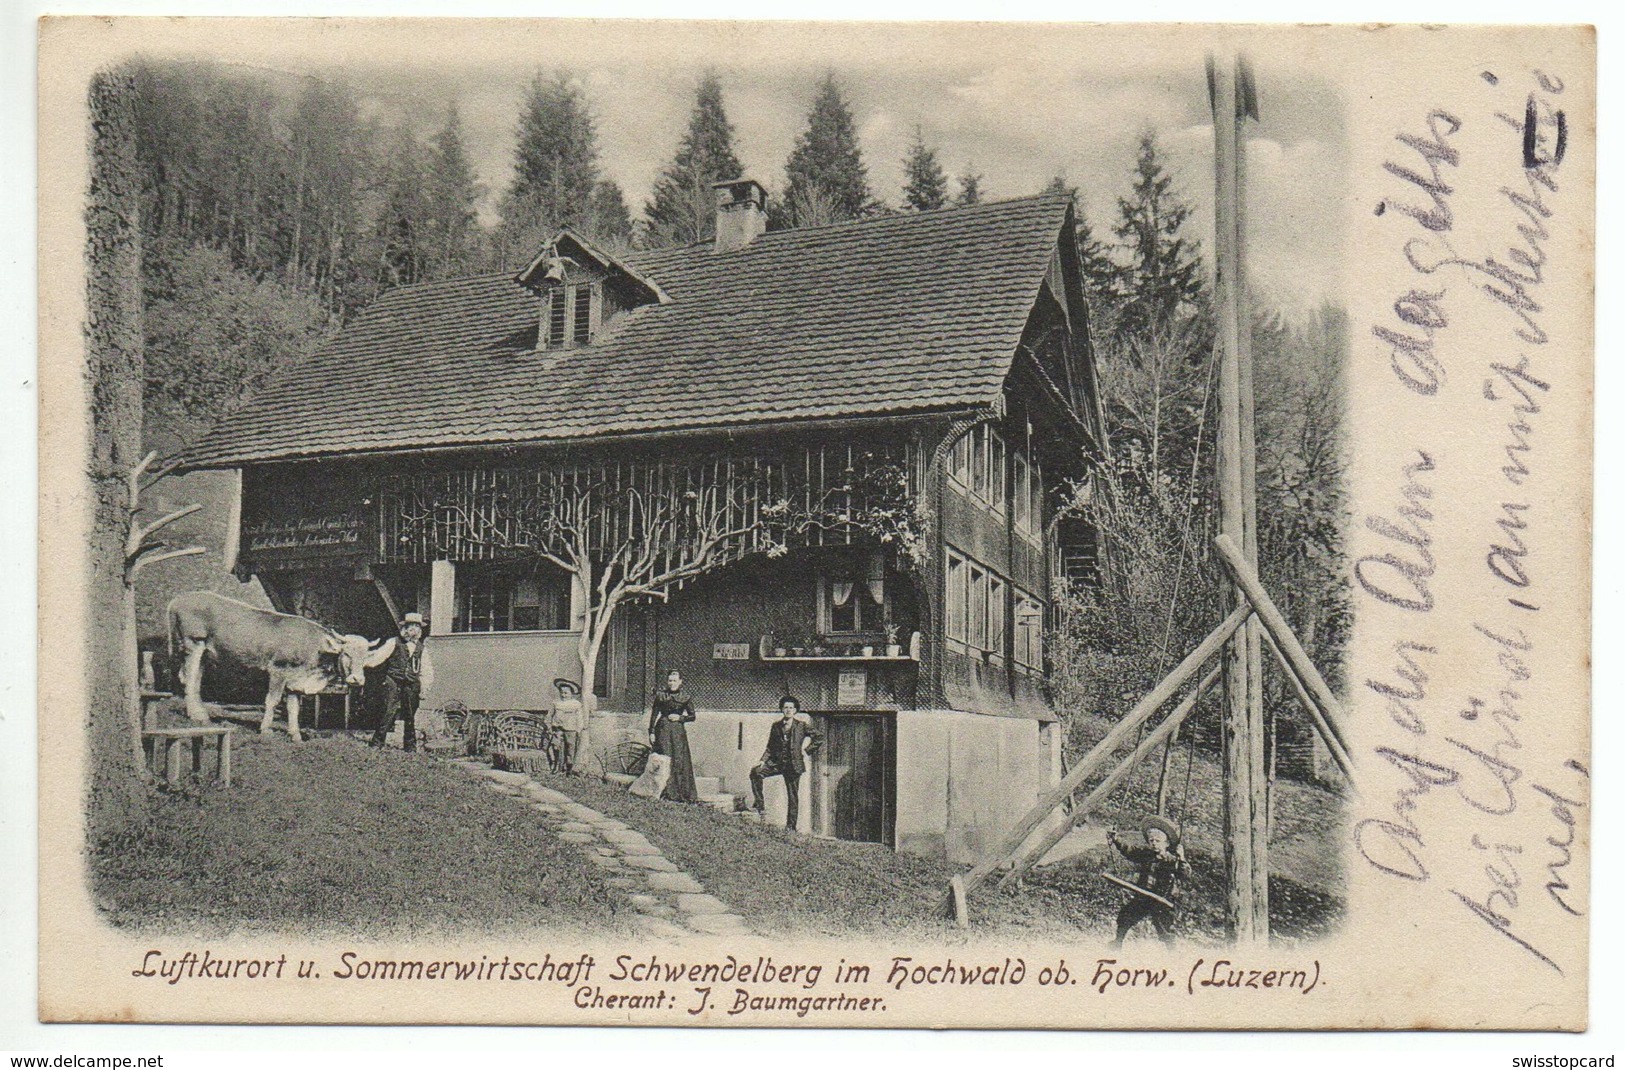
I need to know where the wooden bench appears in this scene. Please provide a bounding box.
[142,725,235,788]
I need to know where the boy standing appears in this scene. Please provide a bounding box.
[552,678,588,775]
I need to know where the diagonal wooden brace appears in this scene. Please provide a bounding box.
[996,664,1222,891]
[1214,533,1355,780]
[950,603,1252,913]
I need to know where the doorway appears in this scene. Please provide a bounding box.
[812,712,895,846]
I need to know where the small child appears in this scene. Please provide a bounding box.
[552,678,587,776]
[1107,815,1190,947]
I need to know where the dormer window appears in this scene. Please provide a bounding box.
[517,230,671,353]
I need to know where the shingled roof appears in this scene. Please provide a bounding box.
[188,194,1077,467]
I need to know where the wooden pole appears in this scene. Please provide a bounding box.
[1232,54,1270,940]
[954,604,1251,901]
[1211,53,1265,943]
[997,666,1221,890]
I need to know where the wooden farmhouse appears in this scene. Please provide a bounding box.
[188,181,1107,861]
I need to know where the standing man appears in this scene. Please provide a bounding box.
[750,696,822,830]
[370,612,432,752]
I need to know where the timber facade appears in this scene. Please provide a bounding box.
[191,183,1106,862]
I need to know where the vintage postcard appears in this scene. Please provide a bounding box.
[36,18,1594,1029]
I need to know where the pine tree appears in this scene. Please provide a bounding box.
[901,126,948,211]
[783,73,872,227]
[500,71,600,265]
[955,167,983,206]
[586,179,633,247]
[377,122,430,287]
[645,72,743,246]
[423,104,481,279]
[1113,133,1205,343]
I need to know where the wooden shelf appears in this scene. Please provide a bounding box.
[758,630,922,663]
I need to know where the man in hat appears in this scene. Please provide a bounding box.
[1106,815,1190,947]
[750,696,822,830]
[369,612,433,752]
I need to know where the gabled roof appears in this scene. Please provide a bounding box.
[514,228,670,304]
[188,194,1080,467]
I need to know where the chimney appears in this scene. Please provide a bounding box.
[712,178,767,252]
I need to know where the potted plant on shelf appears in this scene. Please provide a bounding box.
[884,624,902,657]
[861,642,875,657]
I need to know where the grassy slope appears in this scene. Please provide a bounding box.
[535,722,1346,944]
[92,734,635,939]
[89,722,1344,944]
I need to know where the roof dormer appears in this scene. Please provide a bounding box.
[516,230,668,351]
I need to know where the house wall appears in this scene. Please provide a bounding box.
[628,553,921,715]
[935,425,1053,720]
[893,708,1056,864]
[593,705,1057,862]
[424,631,580,711]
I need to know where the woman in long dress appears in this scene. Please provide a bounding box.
[648,669,699,803]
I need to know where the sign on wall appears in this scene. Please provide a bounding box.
[243,512,365,562]
[836,669,867,707]
[712,643,752,661]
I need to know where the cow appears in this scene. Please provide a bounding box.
[167,591,395,743]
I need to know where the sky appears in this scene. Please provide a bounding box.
[137,20,1347,312]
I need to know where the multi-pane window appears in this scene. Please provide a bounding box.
[945,547,1011,660]
[456,562,571,633]
[948,424,1008,513]
[945,551,967,642]
[541,283,600,349]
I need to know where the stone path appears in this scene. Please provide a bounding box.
[451,758,751,937]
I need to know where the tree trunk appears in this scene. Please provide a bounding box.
[86,69,152,837]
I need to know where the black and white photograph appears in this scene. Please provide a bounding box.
[29,17,1595,1031]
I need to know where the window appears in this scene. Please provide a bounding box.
[945,551,967,643]
[968,565,988,650]
[820,574,874,634]
[572,284,593,345]
[948,433,972,488]
[948,424,1007,514]
[1014,588,1044,670]
[1029,456,1043,535]
[540,283,600,349]
[988,430,1006,513]
[455,562,571,633]
[545,292,567,348]
[1014,449,1032,534]
[968,426,981,497]
[988,575,1007,661]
